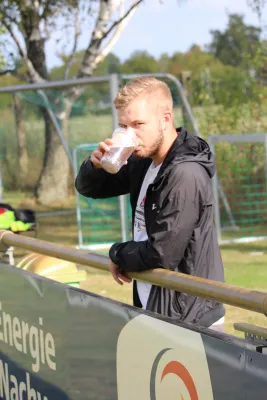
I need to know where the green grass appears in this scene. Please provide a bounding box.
[220,244,267,336]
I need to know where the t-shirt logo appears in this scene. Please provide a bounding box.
[134,196,146,232]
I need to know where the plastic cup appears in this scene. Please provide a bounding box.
[101,127,139,174]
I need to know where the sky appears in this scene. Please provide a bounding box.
[45,0,267,70]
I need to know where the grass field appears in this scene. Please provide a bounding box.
[3,190,267,339]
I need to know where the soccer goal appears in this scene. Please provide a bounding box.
[209,133,267,244]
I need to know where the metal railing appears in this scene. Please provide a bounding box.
[1,229,267,316]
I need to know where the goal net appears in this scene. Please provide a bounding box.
[209,133,267,244]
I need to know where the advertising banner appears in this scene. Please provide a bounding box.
[0,263,266,399]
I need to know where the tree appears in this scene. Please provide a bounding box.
[209,13,262,71]
[0,32,4,69]
[0,50,30,187]
[120,51,158,73]
[0,0,142,204]
[13,94,29,186]
[247,0,267,19]
[157,53,170,73]
[247,0,267,87]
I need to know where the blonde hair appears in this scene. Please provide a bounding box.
[114,76,173,111]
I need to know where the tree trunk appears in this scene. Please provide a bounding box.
[35,108,70,205]
[21,14,66,204]
[13,95,29,186]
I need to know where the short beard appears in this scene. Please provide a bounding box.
[147,121,164,158]
[148,129,164,158]
[135,124,164,159]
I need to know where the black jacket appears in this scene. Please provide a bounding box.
[75,128,225,327]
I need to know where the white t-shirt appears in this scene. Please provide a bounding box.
[134,161,162,308]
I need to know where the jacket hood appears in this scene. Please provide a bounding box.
[162,127,216,178]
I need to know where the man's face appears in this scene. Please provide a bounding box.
[117,95,164,159]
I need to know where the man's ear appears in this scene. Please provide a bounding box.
[162,112,172,129]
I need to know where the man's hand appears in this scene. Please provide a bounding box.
[109,260,132,285]
[91,138,113,169]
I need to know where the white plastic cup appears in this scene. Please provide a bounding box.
[101,127,139,174]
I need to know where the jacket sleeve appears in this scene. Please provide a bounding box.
[109,168,201,272]
[75,157,131,199]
